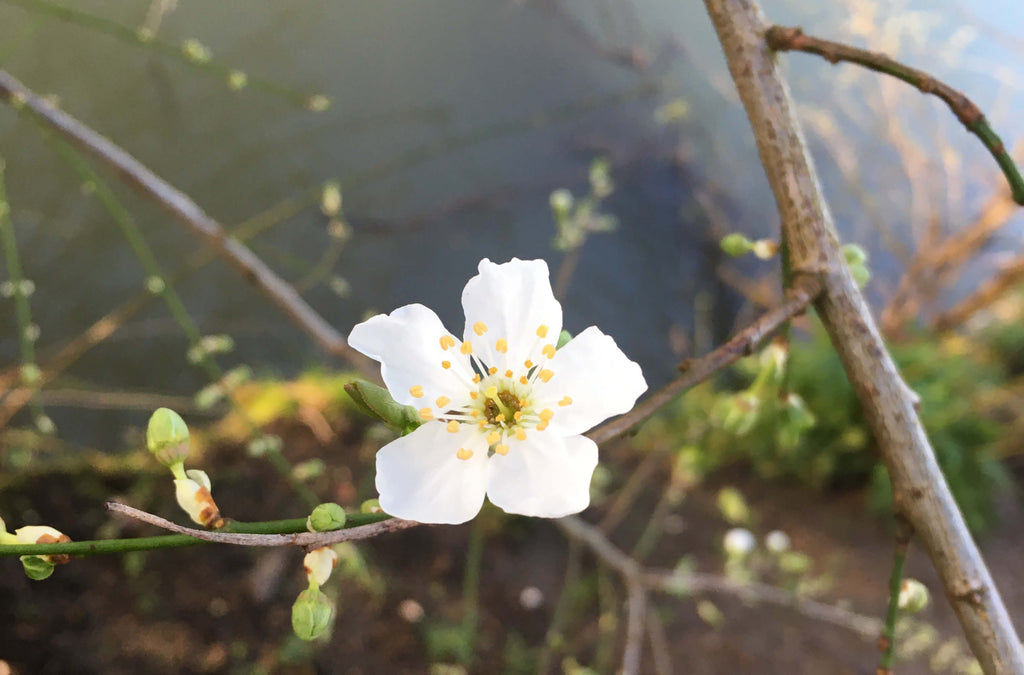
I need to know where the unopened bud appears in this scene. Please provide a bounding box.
[898,579,930,614]
[720,233,753,257]
[21,555,55,580]
[549,189,574,217]
[227,70,248,91]
[303,546,338,586]
[764,530,791,553]
[146,408,191,467]
[723,527,756,557]
[344,380,421,433]
[752,239,779,259]
[360,499,382,514]
[15,525,72,565]
[292,587,333,640]
[307,503,347,532]
[320,182,342,217]
[174,470,224,528]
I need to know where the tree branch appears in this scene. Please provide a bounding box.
[0,70,371,371]
[765,25,1024,205]
[704,2,1023,672]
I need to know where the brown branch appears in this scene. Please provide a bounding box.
[0,70,370,370]
[706,2,1024,672]
[105,502,420,549]
[765,25,1024,205]
[933,253,1024,332]
[587,273,821,446]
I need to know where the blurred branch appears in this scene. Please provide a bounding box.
[587,274,821,445]
[933,253,1024,332]
[878,518,914,674]
[709,2,1024,672]
[0,70,372,373]
[765,25,1024,205]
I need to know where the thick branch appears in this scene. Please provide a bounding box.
[0,70,370,370]
[704,2,1024,672]
[765,25,1024,205]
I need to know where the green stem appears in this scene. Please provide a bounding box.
[537,539,582,674]
[0,0,326,109]
[459,516,485,665]
[0,512,390,557]
[878,523,911,673]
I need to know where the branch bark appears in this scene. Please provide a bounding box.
[702,2,1024,673]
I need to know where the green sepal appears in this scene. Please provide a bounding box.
[344,380,421,434]
[556,329,572,350]
[291,586,333,641]
[21,555,55,580]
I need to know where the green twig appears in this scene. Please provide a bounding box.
[766,25,1024,205]
[459,516,485,665]
[878,518,913,674]
[538,539,583,674]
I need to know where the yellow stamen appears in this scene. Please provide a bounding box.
[441,360,451,369]
[536,420,549,431]
[446,420,460,433]
[470,391,479,400]
[409,385,424,398]
[495,338,508,353]
[536,325,549,338]
[504,369,513,378]
[542,344,556,359]
[494,443,509,456]
[472,374,481,384]
[478,420,487,428]
[558,396,573,407]
[456,448,473,460]
[486,431,501,445]
[539,408,555,421]
[470,409,480,417]
[513,411,523,421]
[519,376,529,385]
[489,366,498,375]
[419,408,434,421]
[539,369,554,382]
[436,396,451,408]
[495,414,506,422]
[515,428,527,441]
[440,335,456,350]
[460,341,473,355]
[524,359,534,368]
[473,321,488,336]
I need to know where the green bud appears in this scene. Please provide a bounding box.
[898,579,930,614]
[306,95,331,112]
[181,38,212,64]
[344,380,421,433]
[720,233,753,257]
[556,329,572,350]
[146,408,190,467]
[307,503,347,532]
[850,263,870,288]
[716,487,751,526]
[227,70,248,91]
[21,555,55,581]
[320,182,343,217]
[842,243,868,266]
[360,499,382,514]
[549,189,574,217]
[291,587,333,641]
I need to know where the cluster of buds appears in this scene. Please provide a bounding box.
[292,504,346,641]
[146,407,224,529]
[0,516,71,580]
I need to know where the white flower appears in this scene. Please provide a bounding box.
[174,469,223,528]
[764,529,791,553]
[349,258,647,524]
[303,546,338,586]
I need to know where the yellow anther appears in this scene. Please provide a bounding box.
[536,325,549,338]
[440,335,456,350]
[524,359,534,368]
[486,431,501,445]
[409,385,424,398]
[456,448,474,460]
[470,391,479,399]
[436,396,451,408]
[542,344,556,359]
[472,374,481,384]
[473,321,488,336]
[536,421,549,431]
[495,338,508,353]
[494,443,509,456]
[495,414,506,422]
[504,369,513,378]
[485,386,498,398]
[515,428,527,441]
[460,341,473,355]
[489,366,498,375]
[478,420,487,428]
[441,360,451,369]
[470,409,480,417]
[513,411,523,421]
[419,408,434,421]
[539,408,555,421]
[519,376,529,385]
[446,420,460,433]
[539,369,554,382]
[558,396,573,407]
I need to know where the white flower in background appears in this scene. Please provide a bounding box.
[349,258,647,524]
[764,529,791,553]
[723,527,756,557]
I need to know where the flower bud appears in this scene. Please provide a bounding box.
[752,239,779,260]
[898,579,930,614]
[292,587,333,641]
[303,546,338,586]
[344,380,421,433]
[549,189,574,217]
[307,503,347,532]
[21,555,55,581]
[723,527,756,557]
[360,499,382,514]
[16,525,72,565]
[320,182,343,217]
[720,233,753,257]
[147,408,191,467]
[174,470,224,528]
[764,529,791,553]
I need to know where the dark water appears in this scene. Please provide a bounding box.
[0,0,1020,448]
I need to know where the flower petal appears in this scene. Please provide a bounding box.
[461,259,562,371]
[349,304,471,409]
[486,433,597,518]
[536,326,647,436]
[375,422,489,524]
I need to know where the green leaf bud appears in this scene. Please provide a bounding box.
[146,407,190,467]
[21,555,55,581]
[842,243,868,266]
[291,587,333,641]
[360,499,382,514]
[344,380,421,433]
[720,233,753,257]
[227,70,248,91]
[307,503,347,532]
[549,189,574,217]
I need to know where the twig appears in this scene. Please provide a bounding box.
[587,273,821,445]
[706,2,1024,671]
[879,518,914,674]
[765,25,1024,205]
[105,502,420,549]
[0,70,370,371]
[932,253,1024,331]
[623,580,647,675]
[646,604,673,675]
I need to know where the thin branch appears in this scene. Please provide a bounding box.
[587,273,821,445]
[932,253,1024,331]
[105,502,420,548]
[879,518,914,675]
[706,2,1023,672]
[646,604,673,675]
[0,70,371,372]
[623,580,647,675]
[765,25,1024,205]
